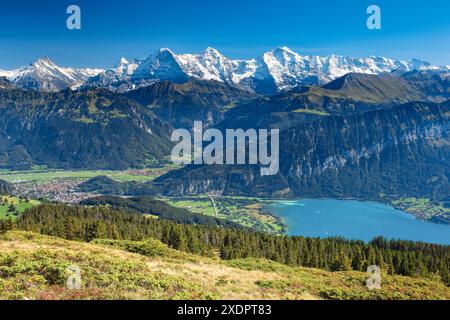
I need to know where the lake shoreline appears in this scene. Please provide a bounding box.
[263,199,450,245]
[258,196,449,226]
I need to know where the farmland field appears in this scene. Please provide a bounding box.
[161,196,286,234]
[0,165,180,184]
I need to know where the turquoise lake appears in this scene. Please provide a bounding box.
[265,199,450,245]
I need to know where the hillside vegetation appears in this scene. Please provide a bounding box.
[0,231,449,300]
[9,204,450,286]
[80,195,243,229]
[0,89,172,170]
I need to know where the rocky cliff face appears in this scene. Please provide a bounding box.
[279,101,449,200]
[156,101,450,201]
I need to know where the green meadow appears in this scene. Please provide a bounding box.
[0,196,41,219]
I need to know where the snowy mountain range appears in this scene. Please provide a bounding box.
[0,57,103,92]
[99,47,439,93]
[1,47,444,93]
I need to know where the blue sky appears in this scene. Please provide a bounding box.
[0,0,449,69]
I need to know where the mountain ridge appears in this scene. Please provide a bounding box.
[0,57,103,92]
[2,48,445,93]
[100,47,439,94]
[0,88,173,169]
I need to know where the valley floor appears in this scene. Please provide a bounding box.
[0,231,448,300]
[159,196,286,234]
[2,167,449,229]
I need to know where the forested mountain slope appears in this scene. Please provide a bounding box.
[125,78,257,128]
[0,88,173,169]
[157,101,450,201]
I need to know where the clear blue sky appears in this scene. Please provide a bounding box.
[0,0,449,69]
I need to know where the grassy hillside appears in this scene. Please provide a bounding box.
[0,231,448,300]
[0,196,40,219]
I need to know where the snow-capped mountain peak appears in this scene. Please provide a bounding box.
[159,48,175,54]
[32,56,57,68]
[114,57,140,77]
[279,46,296,53]
[204,47,224,58]
[260,47,309,89]
[116,57,129,67]
[133,48,187,82]
[270,46,299,58]
[0,57,103,92]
